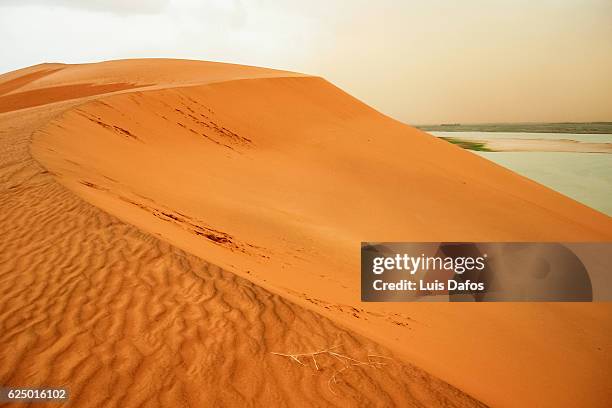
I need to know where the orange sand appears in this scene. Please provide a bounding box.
[1,59,610,407]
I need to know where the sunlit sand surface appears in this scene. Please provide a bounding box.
[1,60,611,407]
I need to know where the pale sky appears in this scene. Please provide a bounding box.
[1,0,610,124]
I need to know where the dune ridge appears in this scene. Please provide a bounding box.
[1,59,611,407]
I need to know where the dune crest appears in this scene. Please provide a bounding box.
[1,59,611,407]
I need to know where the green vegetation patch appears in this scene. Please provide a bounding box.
[440,137,492,151]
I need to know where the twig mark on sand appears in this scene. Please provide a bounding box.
[270,344,394,395]
[77,110,140,141]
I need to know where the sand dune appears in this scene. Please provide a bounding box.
[0,61,483,408]
[1,59,611,407]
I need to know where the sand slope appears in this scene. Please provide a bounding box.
[1,59,611,407]
[0,62,485,408]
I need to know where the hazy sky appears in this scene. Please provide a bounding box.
[1,0,610,124]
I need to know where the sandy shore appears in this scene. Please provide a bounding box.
[1,59,611,407]
[440,135,612,153]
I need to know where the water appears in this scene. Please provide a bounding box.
[430,132,612,216]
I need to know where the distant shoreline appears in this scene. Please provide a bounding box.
[437,136,612,153]
[416,122,612,134]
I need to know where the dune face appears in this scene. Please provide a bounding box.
[0,61,486,408]
[0,117,479,408]
[1,116,485,408]
[1,59,610,407]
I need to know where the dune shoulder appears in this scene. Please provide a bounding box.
[0,60,487,407]
[2,59,611,407]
